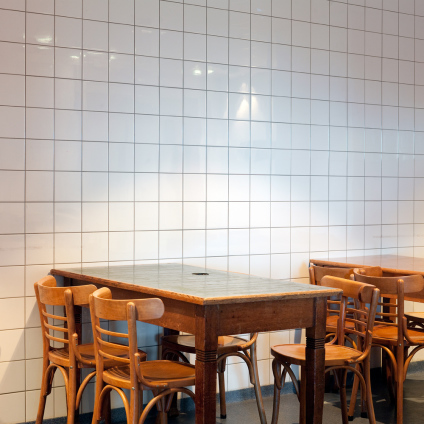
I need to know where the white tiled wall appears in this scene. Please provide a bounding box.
[1,0,424,421]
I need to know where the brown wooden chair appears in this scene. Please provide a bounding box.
[310,264,362,410]
[34,276,144,424]
[353,267,424,424]
[161,332,265,422]
[90,287,196,424]
[270,276,380,424]
[310,265,355,337]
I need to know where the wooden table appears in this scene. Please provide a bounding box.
[51,264,339,424]
[310,255,424,303]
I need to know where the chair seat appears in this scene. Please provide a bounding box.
[162,334,248,355]
[49,344,147,368]
[373,326,424,345]
[271,344,361,367]
[104,360,196,390]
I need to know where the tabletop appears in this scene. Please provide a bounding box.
[51,263,338,305]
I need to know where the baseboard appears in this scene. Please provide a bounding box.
[22,362,424,424]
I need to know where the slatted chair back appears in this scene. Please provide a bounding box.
[353,267,424,340]
[310,265,354,285]
[320,276,380,356]
[34,276,97,355]
[310,265,354,324]
[89,287,165,387]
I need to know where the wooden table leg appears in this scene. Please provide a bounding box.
[195,306,218,424]
[305,297,327,424]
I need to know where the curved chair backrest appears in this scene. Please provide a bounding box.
[34,276,97,353]
[353,267,424,342]
[353,267,424,295]
[310,265,354,285]
[310,265,355,322]
[320,276,380,355]
[89,287,164,386]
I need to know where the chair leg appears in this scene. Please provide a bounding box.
[396,344,404,424]
[160,349,179,418]
[331,369,340,392]
[129,386,140,424]
[154,396,168,424]
[364,357,376,424]
[101,390,112,424]
[338,369,349,424]
[349,364,368,420]
[385,348,396,403]
[67,367,77,424]
[348,370,359,420]
[271,360,282,424]
[92,375,103,424]
[160,397,168,424]
[250,342,267,424]
[360,368,368,419]
[36,358,51,424]
[217,360,227,419]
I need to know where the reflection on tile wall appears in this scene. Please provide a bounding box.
[0,0,424,421]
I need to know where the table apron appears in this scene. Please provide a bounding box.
[217,297,316,335]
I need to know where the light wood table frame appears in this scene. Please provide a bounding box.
[51,264,339,424]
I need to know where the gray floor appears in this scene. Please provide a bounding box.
[131,370,424,424]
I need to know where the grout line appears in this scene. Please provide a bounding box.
[248,1,252,277]
[181,1,185,264]
[107,1,110,266]
[80,2,84,269]
[226,3,230,273]
[397,6,400,258]
[270,0,273,278]
[204,1,208,269]
[23,0,27,417]
[133,0,136,265]
[308,1,312,264]
[158,0,161,264]
[413,0,417,261]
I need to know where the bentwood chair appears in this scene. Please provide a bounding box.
[310,265,355,337]
[161,332,265,422]
[34,276,144,424]
[90,287,196,424]
[270,276,380,424]
[310,265,360,403]
[354,267,424,424]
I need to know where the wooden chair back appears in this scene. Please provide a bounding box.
[89,287,164,386]
[320,276,380,355]
[310,265,354,324]
[353,267,424,342]
[34,276,97,353]
[310,265,354,285]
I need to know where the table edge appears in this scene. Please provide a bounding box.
[50,268,340,305]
